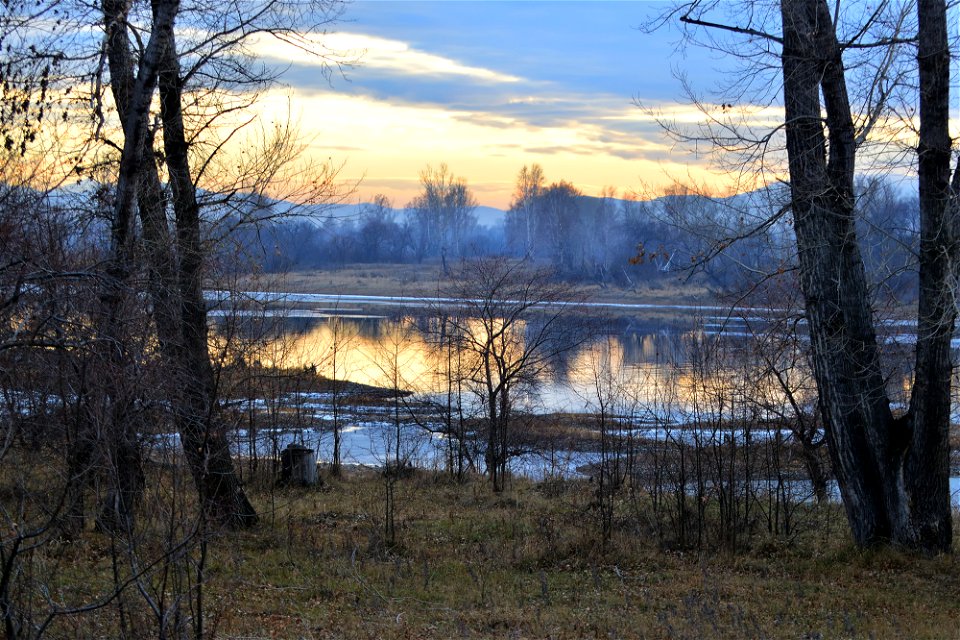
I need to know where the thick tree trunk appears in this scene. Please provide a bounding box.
[88,0,178,534]
[100,0,180,536]
[780,0,953,551]
[102,0,257,527]
[904,0,955,551]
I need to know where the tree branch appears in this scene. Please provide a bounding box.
[679,13,782,44]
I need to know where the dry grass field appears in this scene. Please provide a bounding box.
[33,465,960,639]
[235,262,712,308]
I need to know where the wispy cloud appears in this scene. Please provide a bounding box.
[237,1,764,207]
[238,87,734,208]
[251,32,521,84]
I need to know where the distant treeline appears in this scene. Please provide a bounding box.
[229,166,920,296]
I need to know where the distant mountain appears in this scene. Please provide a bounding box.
[322,202,507,230]
[473,205,505,229]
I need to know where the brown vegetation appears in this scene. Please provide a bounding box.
[28,463,960,639]
[239,262,712,309]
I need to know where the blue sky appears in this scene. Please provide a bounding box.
[248,0,750,208]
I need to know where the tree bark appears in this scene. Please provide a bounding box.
[904,0,954,551]
[780,0,953,551]
[102,0,257,528]
[155,6,257,527]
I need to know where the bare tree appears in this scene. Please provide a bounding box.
[407,164,479,268]
[326,311,359,477]
[445,258,587,492]
[583,338,637,547]
[662,0,955,550]
[431,309,475,480]
[505,164,545,256]
[358,194,405,262]
[0,0,351,634]
[736,282,830,505]
[93,0,348,526]
[97,0,259,528]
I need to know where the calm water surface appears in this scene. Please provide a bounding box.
[206,296,958,503]
[215,309,808,419]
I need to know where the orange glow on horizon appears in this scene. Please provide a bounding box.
[244,89,749,210]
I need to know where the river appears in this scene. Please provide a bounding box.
[209,291,813,416]
[204,291,960,505]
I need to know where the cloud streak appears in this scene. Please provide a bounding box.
[240,2,763,207]
[251,31,522,84]
[243,86,735,208]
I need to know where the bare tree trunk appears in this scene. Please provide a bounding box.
[96,427,145,534]
[63,394,95,536]
[155,8,257,527]
[797,431,829,505]
[903,0,955,551]
[781,0,952,551]
[496,385,509,491]
[90,0,179,534]
[101,0,256,527]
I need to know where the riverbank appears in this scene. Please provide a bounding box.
[235,262,714,308]
[207,365,960,484]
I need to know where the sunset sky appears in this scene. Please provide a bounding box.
[248,0,747,210]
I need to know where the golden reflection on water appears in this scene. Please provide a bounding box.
[222,315,536,396]
[210,314,948,418]
[216,315,818,414]
[255,317,445,391]
[562,334,737,411]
